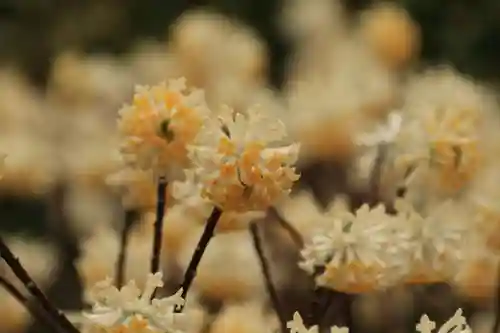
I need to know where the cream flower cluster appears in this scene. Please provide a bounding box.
[117,77,209,179]
[298,197,474,292]
[299,202,402,292]
[287,312,348,333]
[115,77,300,212]
[388,69,497,197]
[83,273,186,333]
[287,309,471,333]
[188,104,300,212]
[416,309,471,333]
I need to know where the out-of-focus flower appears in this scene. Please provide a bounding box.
[359,3,420,69]
[171,10,268,108]
[393,69,498,197]
[64,183,121,237]
[287,312,349,333]
[286,38,397,163]
[48,51,133,111]
[280,0,347,45]
[394,199,472,284]
[189,104,300,212]
[299,203,402,292]
[210,302,276,333]
[83,273,186,333]
[416,309,471,333]
[117,77,209,179]
[77,226,155,290]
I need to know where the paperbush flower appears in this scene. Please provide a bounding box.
[287,312,348,333]
[188,104,300,212]
[394,199,472,284]
[83,273,186,333]
[416,309,471,333]
[117,77,209,179]
[299,202,403,292]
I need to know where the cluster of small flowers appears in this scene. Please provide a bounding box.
[279,68,500,295]
[82,273,187,333]
[114,77,300,214]
[287,309,471,333]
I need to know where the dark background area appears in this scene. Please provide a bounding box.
[0,0,499,90]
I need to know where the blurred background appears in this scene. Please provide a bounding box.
[0,0,499,332]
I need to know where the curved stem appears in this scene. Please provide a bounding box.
[250,221,288,333]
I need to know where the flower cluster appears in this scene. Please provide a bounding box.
[188,105,300,212]
[297,196,476,292]
[83,273,186,333]
[115,79,300,213]
[416,309,471,333]
[117,78,209,179]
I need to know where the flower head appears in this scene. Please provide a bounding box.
[188,104,300,212]
[117,77,209,179]
[394,199,472,283]
[287,312,349,333]
[84,273,186,333]
[299,202,402,292]
[416,309,471,333]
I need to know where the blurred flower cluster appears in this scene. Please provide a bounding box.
[0,1,499,333]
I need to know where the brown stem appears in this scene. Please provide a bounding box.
[150,178,168,298]
[0,277,68,333]
[493,263,500,333]
[249,221,288,333]
[175,207,222,312]
[115,211,136,288]
[268,206,304,248]
[0,236,79,333]
[369,143,388,202]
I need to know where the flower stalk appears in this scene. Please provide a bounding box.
[0,277,67,333]
[150,178,168,296]
[175,206,223,312]
[249,221,288,333]
[0,236,79,333]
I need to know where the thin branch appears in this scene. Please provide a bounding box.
[493,263,500,333]
[369,143,388,202]
[175,207,223,312]
[0,277,67,333]
[268,206,304,248]
[249,221,288,333]
[115,210,136,288]
[150,178,168,298]
[0,236,79,333]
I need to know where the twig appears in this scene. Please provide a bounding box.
[249,221,288,333]
[493,263,500,333]
[150,178,168,297]
[268,206,304,248]
[307,267,325,327]
[0,277,67,333]
[175,207,223,312]
[369,143,388,202]
[0,236,79,333]
[115,210,136,288]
